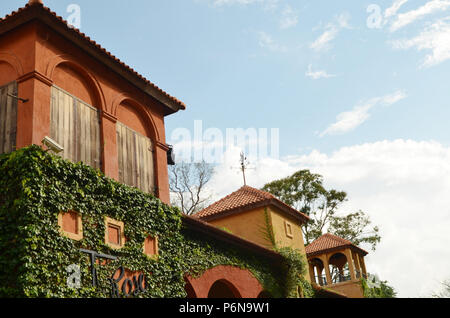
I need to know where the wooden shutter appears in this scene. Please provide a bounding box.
[0,82,18,154]
[50,86,102,169]
[117,122,155,194]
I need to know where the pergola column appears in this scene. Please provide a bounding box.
[353,251,361,278]
[309,263,315,283]
[322,256,332,286]
[360,255,367,277]
[345,250,357,281]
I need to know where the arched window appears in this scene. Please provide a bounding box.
[50,63,102,170]
[328,253,351,284]
[116,101,155,194]
[0,81,17,154]
[310,258,326,286]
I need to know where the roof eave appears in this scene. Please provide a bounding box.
[306,244,368,258]
[198,199,309,224]
[183,215,284,265]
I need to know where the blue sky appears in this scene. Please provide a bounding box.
[3,0,450,298]
[4,0,448,156]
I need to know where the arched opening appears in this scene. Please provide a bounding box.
[310,258,327,286]
[50,62,102,170]
[257,291,272,298]
[208,280,241,298]
[328,253,351,284]
[117,100,154,139]
[52,62,100,109]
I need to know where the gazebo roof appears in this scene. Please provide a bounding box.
[305,233,368,257]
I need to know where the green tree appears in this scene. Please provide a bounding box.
[262,170,381,250]
[362,277,397,298]
[328,211,380,251]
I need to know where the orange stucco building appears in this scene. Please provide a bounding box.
[196,187,372,298]
[0,1,372,299]
[0,0,185,203]
[195,186,310,253]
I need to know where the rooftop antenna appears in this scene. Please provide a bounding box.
[231,151,255,186]
[240,152,248,186]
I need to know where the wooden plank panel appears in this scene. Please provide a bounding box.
[50,87,57,145]
[9,83,17,151]
[84,104,92,166]
[63,91,71,161]
[90,109,99,169]
[137,135,145,192]
[4,83,16,152]
[132,131,138,187]
[117,124,123,181]
[49,86,101,169]
[0,82,18,154]
[116,122,155,193]
[0,85,7,154]
[147,138,155,193]
[57,88,65,156]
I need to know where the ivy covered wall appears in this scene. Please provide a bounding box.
[0,146,303,298]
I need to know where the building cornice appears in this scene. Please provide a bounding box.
[16,70,53,86]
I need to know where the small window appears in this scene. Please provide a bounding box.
[58,210,83,241]
[105,217,125,249]
[284,220,294,239]
[143,235,159,259]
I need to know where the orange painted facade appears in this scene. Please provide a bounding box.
[185,265,265,298]
[0,4,184,203]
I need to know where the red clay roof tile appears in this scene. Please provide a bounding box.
[195,185,309,223]
[305,233,368,256]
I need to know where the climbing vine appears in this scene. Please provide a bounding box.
[360,277,397,298]
[0,146,293,298]
[259,208,315,298]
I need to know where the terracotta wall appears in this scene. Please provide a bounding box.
[0,21,172,203]
[185,265,264,298]
[207,207,273,249]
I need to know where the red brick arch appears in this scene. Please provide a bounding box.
[185,265,264,298]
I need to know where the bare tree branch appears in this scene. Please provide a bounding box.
[169,161,214,215]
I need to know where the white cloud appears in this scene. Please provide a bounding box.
[305,64,336,80]
[385,0,409,19]
[211,0,264,6]
[207,0,279,10]
[310,13,350,52]
[258,31,288,52]
[279,5,298,29]
[390,0,450,32]
[319,91,407,137]
[392,17,450,67]
[205,139,450,297]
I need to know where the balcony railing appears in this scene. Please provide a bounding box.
[314,275,328,286]
[334,273,352,283]
[315,271,366,287]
